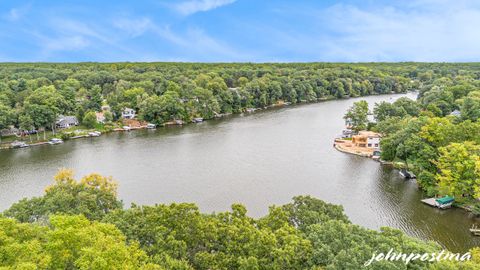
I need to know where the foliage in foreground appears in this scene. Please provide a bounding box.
[2,170,479,269]
[4,169,122,222]
[0,215,158,269]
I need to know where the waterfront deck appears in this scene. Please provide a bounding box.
[421,198,437,207]
[333,140,374,157]
[421,197,454,209]
[470,225,480,236]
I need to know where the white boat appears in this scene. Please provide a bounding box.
[88,131,101,137]
[146,123,156,129]
[399,169,416,179]
[341,129,353,138]
[122,126,131,131]
[48,138,63,145]
[435,196,455,209]
[192,117,204,123]
[11,141,29,148]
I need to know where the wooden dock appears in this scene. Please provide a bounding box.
[470,225,480,236]
[421,198,437,207]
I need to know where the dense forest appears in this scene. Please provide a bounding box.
[1,169,478,269]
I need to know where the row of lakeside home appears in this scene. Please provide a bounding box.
[55,108,136,129]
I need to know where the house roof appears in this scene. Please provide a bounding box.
[449,110,461,117]
[357,131,381,138]
[56,115,78,125]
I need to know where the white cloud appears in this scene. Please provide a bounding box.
[113,17,152,37]
[7,9,20,21]
[4,5,30,22]
[25,18,141,61]
[111,16,244,61]
[173,0,236,16]
[314,1,480,61]
[43,35,90,51]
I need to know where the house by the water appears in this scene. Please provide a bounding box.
[352,131,380,149]
[122,108,136,119]
[56,116,79,129]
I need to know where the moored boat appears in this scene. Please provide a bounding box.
[192,117,203,123]
[399,169,416,179]
[48,138,63,145]
[88,131,101,137]
[341,130,353,139]
[371,150,381,160]
[146,123,156,129]
[421,196,455,209]
[435,196,454,209]
[11,141,29,148]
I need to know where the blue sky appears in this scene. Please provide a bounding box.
[1,0,479,62]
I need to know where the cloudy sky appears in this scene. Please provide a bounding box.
[1,0,479,62]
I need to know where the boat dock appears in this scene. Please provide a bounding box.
[421,196,454,209]
[470,225,480,236]
[421,198,437,207]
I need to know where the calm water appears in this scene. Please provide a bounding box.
[0,92,478,252]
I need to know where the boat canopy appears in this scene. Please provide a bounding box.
[435,196,454,205]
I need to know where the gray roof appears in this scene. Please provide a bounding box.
[56,115,78,125]
[449,110,461,117]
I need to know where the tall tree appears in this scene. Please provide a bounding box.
[344,100,369,131]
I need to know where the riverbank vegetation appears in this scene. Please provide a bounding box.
[341,66,480,211]
[1,62,426,145]
[1,169,479,269]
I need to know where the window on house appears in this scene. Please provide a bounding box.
[368,144,372,147]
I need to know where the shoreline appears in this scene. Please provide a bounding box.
[1,91,408,151]
[333,132,479,218]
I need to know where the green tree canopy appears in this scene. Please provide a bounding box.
[344,100,369,131]
[4,169,122,222]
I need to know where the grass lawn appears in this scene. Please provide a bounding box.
[0,130,56,145]
[1,122,121,147]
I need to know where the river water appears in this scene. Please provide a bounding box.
[0,92,478,252]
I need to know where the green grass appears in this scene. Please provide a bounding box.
[0,123,118,146]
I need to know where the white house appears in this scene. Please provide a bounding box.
[366,136,380,149]
[56,116,79,129]
[122,108,136,119]
[352,131,381,149]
